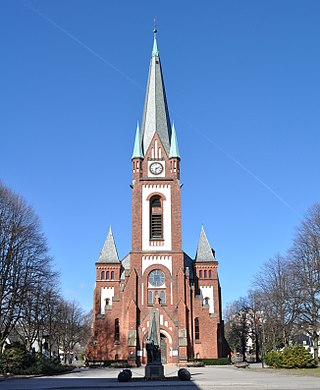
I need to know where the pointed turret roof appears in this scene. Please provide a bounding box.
[132,122,144,159]
[97,227,120,263]
[195,226,216,262]
[141,28,172,156]
[169,122,180,158]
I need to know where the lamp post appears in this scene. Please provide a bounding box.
[261,313,265,368]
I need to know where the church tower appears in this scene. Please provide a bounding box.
[86,28,228,365]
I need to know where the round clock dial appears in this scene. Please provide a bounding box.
[148,269,165,287]
[150,162,163,175]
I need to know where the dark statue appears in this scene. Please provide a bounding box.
[146,340,161,364]
[144,312,164,379]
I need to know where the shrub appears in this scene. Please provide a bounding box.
[264,345,317,369]
[0,344,32,374]
[281,345,316,368]
[264,351,283,368]
[0,344,70,375]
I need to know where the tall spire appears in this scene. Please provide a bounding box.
[132,122,144,159]
[98,227,120,263]
[141,24,172,156]
[169,122,180,158]
[195,226,216,262]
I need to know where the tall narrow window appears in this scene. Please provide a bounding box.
[115,318,120,341]
[106,271,110,280]
[209,270,212,278]
[148,291,153,305]
[160,291,166,304]
[204,270,207,278]
[101,271,105,280]
[111,271,114,280]
[199,270,202,278]
[195,317,200,340]
[150,196,163,239]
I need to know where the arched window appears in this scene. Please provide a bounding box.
[105,298,110,306]
[150,195,163,239]
[148,290,153,305]
[204,270,207,278]
[111,271,114,280]
[199,270,202,278]
[209,270,212,278]
[195,317,200,340]
[101,271,105,280]
[106,271,110,280]
[115,318,120,341]
[160,291,166,304]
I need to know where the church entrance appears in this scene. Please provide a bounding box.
[160,334,167,364]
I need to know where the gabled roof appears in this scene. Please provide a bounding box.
[120,254,130,280]
[141,31,172,156]
[97,227,120,263]
[195,226,216,262]
[184,252,195,279]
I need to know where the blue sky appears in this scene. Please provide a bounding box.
[1,0,320,311]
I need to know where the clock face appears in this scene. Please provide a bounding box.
[148,269,165,287]
[149,162,163,175]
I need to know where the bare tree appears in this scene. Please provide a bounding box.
[289,203,320,359]
[56,300,90,363]
[0,182,53,353]
[252,254,297,351]
[15,275,59,353]
[224,297,255,361]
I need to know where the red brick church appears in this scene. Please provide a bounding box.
[86,29,228,365]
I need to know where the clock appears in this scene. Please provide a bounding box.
[148,269,165,287]
[149,162,163,175]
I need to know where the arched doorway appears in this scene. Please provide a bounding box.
[160,334,167,364]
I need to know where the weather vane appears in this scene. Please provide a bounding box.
[153,17,157,35]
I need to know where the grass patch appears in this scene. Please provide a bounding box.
[288,366,320,377]
[251,366,320,377]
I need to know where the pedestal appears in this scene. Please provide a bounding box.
[144,363,165,380]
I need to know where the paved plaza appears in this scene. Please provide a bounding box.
[0,364,319,390]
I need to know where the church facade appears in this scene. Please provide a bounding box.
[86,31,228,365]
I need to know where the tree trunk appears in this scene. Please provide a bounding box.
[255,333,260,362]
[241,336,246,361]
[313,330,319,361]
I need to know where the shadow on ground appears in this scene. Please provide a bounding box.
[0,374,202,390]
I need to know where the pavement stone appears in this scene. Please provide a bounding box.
[0,364,319,390]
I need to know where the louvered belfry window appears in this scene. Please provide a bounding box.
[150,196,163,239]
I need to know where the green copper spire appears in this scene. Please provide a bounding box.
[132,122,144,159]
[169,122,180,158]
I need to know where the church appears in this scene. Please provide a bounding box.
[86,29,228,365]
